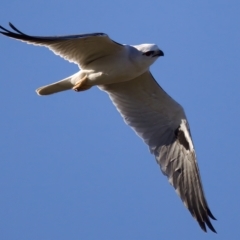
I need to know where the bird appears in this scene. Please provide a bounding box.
[0,23,216,233]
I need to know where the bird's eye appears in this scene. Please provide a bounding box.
[143,51,154,56]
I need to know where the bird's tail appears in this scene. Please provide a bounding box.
[36,74,76,95]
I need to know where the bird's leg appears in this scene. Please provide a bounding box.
[72,75,92,92]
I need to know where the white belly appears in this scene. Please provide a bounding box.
[80,50,149,86]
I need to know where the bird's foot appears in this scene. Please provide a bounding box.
[72,75,92,92]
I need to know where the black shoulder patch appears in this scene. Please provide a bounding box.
[174,127,190,150]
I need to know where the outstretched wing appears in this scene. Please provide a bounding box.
[0,23,124,68]
[99,71,216,233]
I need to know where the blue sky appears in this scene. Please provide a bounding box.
[0,1,239,239]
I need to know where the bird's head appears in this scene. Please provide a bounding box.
[133,44,164,67]
[138,44,164,58]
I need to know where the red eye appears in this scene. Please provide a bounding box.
[144,51,154,56]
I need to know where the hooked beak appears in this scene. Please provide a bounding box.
[153,49,164,57]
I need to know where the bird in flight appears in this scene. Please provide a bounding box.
[0,23,216,233]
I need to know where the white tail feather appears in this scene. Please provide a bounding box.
[36,76,74,95]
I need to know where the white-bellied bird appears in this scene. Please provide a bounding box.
[0,23,216,233]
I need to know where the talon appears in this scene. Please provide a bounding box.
[73,82,83,91]
[72,75,91,92]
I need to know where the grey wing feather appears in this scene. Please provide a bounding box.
[0,23,124,67]
[99,71,216,233]
[99,71,185,152]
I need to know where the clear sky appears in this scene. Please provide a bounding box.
[0,1,239,239]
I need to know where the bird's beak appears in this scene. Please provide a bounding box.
[153,50,164,57]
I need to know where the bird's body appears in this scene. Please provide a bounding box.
[73,44,158,86]
[0,23,216,233]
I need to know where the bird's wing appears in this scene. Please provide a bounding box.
[99,71,216,233]
[0,23,124,68]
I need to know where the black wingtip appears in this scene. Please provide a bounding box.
[9,22,25,35]
[206,218,217,233]
[197,219,217,234]
[0,24,11,33]
[9,22,16,30]
[196,212,217,234]
[199,221,207,233]
[207,207,217,220]
[0,22,31,41]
